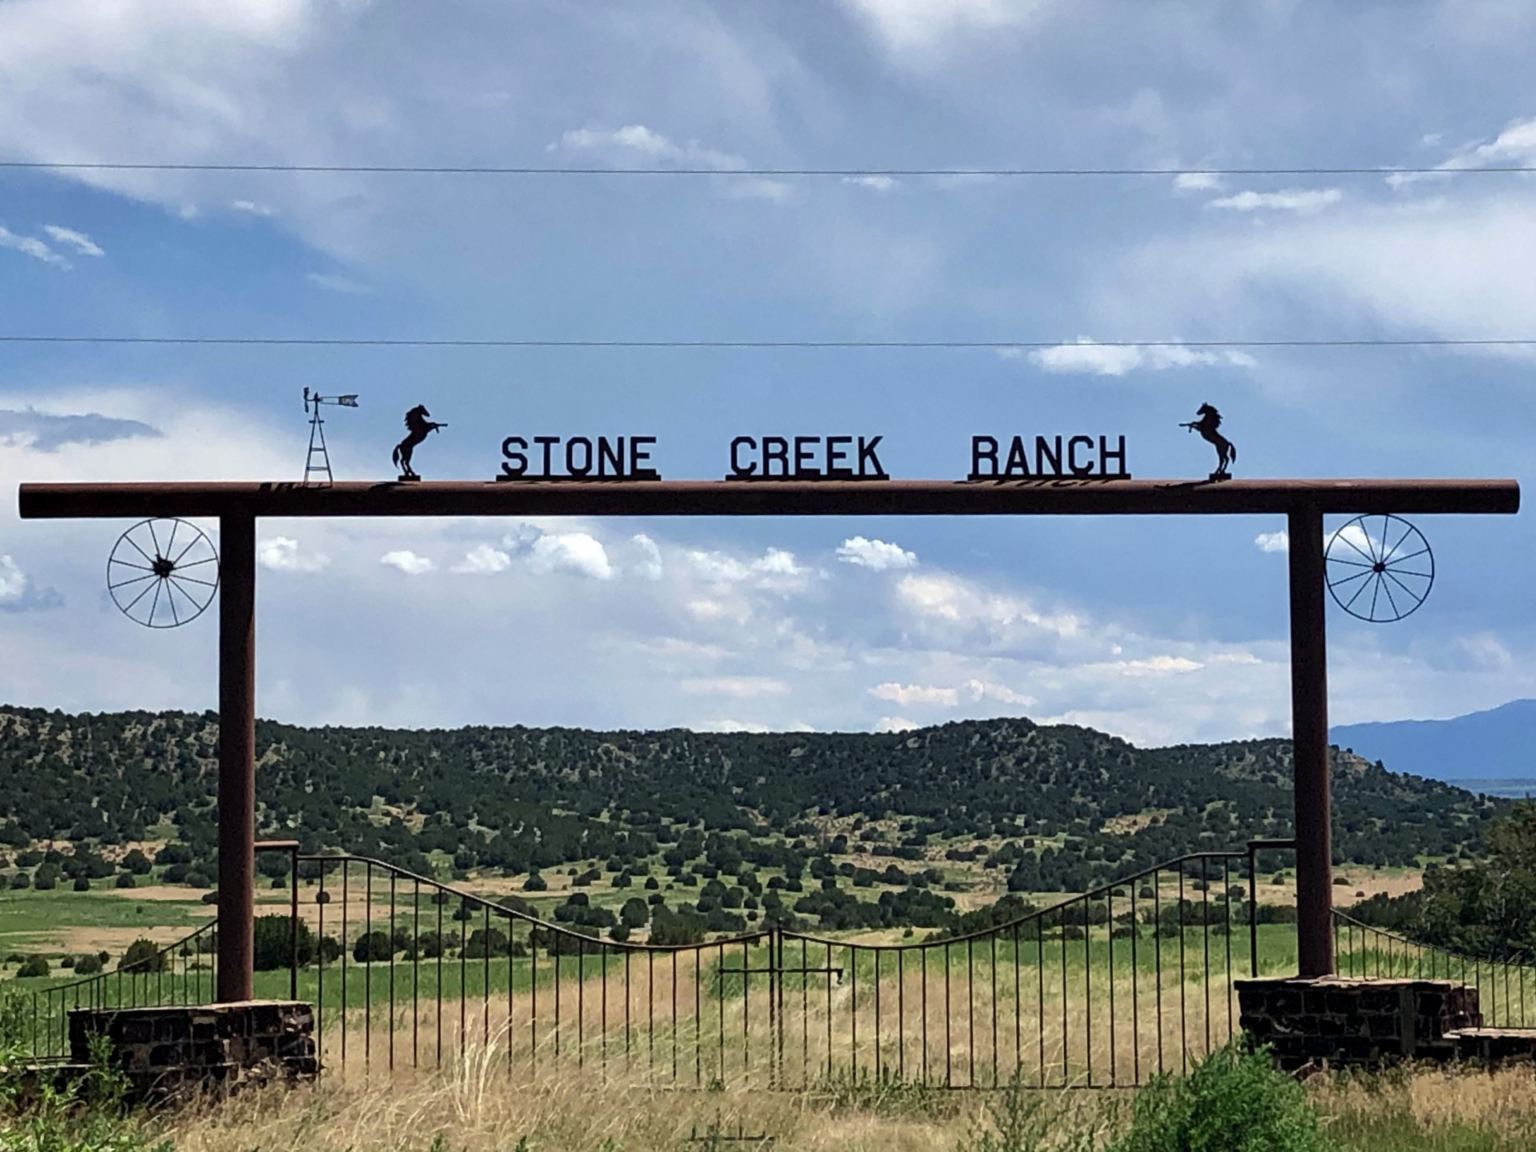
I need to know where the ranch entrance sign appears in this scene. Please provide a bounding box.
[16,468,1519,1003]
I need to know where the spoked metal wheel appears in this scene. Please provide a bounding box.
[1325,513,1434,623]
[107,518,220,628]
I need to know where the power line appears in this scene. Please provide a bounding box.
[2,336,1534,349]
[0,161,1532,177]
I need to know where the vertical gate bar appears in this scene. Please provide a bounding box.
[483,904,491,1056]
[341,863,349,1069]
[944,942,951,1087]
[316,868,326,1072]
[1060,910,1068,1086]
[458,886,467,1067]
[1247,845,1259,977]
[671,949,679,1084]
[739,939,746,1085]
[801,938,809,1090]
[921,946,929,1085]
[601,939,608,1080]
[1012,924,1021,1083]
[852,942,859,1081]
[692,947,700,1087]
[826,943,833,1083]
[388,874,396,1072]
[1178,868,1187,1075]
[1223,858,1234,1043]
[1201,859,1211,1057]
[507,914,514,1071]
[364,863,373,1070]
[1108,886,1116,1085]
[874,949,882,1084]
[1130,884,1140,1086]
[290,846,300,1001]
[898,945,906,1084]
[968,938,976,1088]
[648,949,655,1079]
[577,933,586,1069]
[530,921,538,1078]
[991,933,999,1088]
[436,883,444,1069]
[412,879,420,1068]
[1085,896,1093,1087]
[624,947,631,1075]
[1154,869,1164,1076]
[553,927,561,1062]
[1036,921,1044,1088]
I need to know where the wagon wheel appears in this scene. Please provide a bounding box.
[1325,514,1434,623]
[107,518,220,628]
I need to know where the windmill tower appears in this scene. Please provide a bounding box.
[302,388,359,485]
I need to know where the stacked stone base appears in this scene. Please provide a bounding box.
[67,1000,316,1102]
[1237,977,1492,1070]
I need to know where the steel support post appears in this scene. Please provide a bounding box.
[217,513,256,1002]
[1288,507,1334,977]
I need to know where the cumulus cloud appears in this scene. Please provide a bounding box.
[874,716,920,733]
[381,550,435,575]
[0,555,62,612]
[230,200,274,217]
[966,679,1035,706]
[41,225,103,257]
[528,532,614,579]
[1208,188,1343,213]
[0,408,159,451]
[0,226,68,268]
[870,682,959,707]
[687,547,813,590]
[452,544,512,575]
[895,572,1083,645]
[837,536,917,570]
[257,536,329,573]
[1174,172,1224,192]
[1255,531,1290,554]
[1023,339,1256,376]
[550,124,748,171]
[843,175,898,192]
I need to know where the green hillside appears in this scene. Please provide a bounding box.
[0,705,1497,912]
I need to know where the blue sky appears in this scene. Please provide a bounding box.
[1,0,1533,744]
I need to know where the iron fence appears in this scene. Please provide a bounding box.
[22,919,219,1062]
[1334,911,1536,1028]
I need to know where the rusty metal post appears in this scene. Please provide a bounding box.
[217,513,256,1002]
[1288,507,1334,977]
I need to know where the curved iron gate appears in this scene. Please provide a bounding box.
[293,847,1274,1087]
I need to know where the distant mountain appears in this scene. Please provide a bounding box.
[1332,699,1536,783]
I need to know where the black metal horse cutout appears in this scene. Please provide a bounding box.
[1182,403,1236,481]
[393,405,446,481]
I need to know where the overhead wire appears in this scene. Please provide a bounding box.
[0,162,1531,177]
[1,336,1534,349]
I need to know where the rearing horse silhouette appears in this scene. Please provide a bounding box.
[393,405,446,480]
[1181,403,1236,480]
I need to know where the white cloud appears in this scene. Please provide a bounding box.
[451,544,511,575]
[528,533,614,580]
[895,572,1083,641]
[681,676,790,698]
[380,550,435,576]
[874,716,921,733]
[230,200,274,217]
[257,536,329,573]
[1024,339,1256,376]
[0,226,67,268]
[631,534,664,581]
[839,0,1054,52]
[1108,655,1203,676]
[966,679,1035,706]
[688,547,812,589]
[1174,172,1223,192]
[550,124,746,171]
[837,536,917,570]
[1254,531,1290,554]
[1208,188,1343,213]
[843,175,898,192]
[870,681,959,707]
[41,225,103,257]
[0,556,27,601]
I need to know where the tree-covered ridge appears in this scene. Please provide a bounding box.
[0,705,1496,901]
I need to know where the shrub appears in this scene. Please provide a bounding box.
[74,953,103,975]
[523,871,548,892]
[16,955,49,978]
[120,938,167,973]
[10,871,30,890]
[253,914,315,970]
[115,872,136,889]
[1103,1042,1335,1152]
[121,848,153,875]
[353,930,394,963]
[72,876,91,892]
